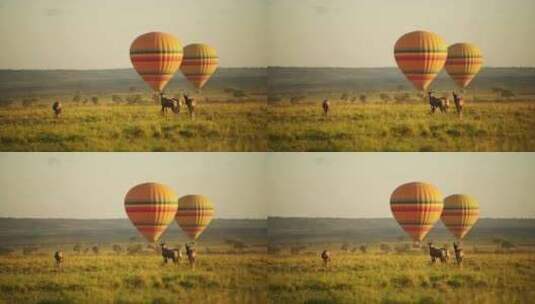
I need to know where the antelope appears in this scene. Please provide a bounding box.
[159,241,181,264]
[428,242,447,263]
[427,92,448,113]
[321,249,331,267]
[185,244,197,269]
[183,94,196,118]
[452,92,464,118]
[160,93,179,115]
[52,101,62,118]
[453,242,464,265]
[322,99,330,116]
[54,250,64,270]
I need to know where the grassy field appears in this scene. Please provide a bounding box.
[267,101,535,151]
[268,252,535,304]
[0,253,268,304]
[0,101,267,151]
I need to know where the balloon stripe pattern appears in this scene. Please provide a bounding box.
[390,182,444,241]
[176,195,214,240]
[394,31,448,91]
[180,44,218,89]
[124,182,178,242]
[445,43,483,88]
[441,194,480,239]
[130,32,183,92]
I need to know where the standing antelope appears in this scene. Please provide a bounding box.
[427,92,448,113]
[52,101,62,118]
[159,241,181,264]
[322,99,330,116]
[452,92,464,118]
[183,94,196,118]
[321,249,331,267]
[54,249,64,271]
[453,242,464,265]
[185,243,197,269]
[160,93,179,115]
[428,242,447,263]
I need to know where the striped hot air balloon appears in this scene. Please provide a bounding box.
[130,32,183,92]
[124,182,178,242]
[176,194,215,241]
[180,43,218,90]
[390,182,444,242]
[441,194,480,240]
[445,43,483,88]
[394,31,448,91]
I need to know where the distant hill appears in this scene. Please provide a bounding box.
[0,68,267,97]
[0,218,267,247]
[268,67,535,96]
[268,217,535,245]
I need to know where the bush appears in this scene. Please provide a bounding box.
[73,243,81,253]
[112,244,123,254]
[359,94,367,103]
[127,244,144,255]
[359,245,367,253]
[0,247,15,255]
[380,243,392,253]
[22,246,39,256]
[92,246,100,255]
[379,93,391,102]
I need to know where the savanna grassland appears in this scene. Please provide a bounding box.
[0,253,268,304]
[268,252,535,304]
[0,101,267,151]
[267,101,535,151]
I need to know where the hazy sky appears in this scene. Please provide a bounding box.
[268,0,535,67]
[0,0,267,69]
[1,153,534,219]
[1,0,533,69]
[0,153,267,219]
[266,153,535,218]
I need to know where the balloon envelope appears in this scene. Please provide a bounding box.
[394,31,447,91]
[130,32,183,92]
[176,194,215,240]
[124,182,178,242]
[445,43,483,88]
[180,43,219,89]
[441,194,480,239]
[390,182,444,242]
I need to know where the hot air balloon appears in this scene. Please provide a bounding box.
[441,194,480,239]
[130,32,183,92]
[180,43,218,90]
[176,194,214,241]
[394,31,448,91]
[445,43,483,88]
[390,182,444,242]
[124,182,178,242]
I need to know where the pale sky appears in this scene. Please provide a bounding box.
[268,0,535,67]
[0,0,267,69]
[1,0,533,69]
[266,153,535,218]
[0,153,267,219]
[1,153,534,219]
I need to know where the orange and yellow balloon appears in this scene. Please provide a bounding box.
[445,43,483,88]
[130,32,183,92]
[176,194,215,240]
[180,43,218,89]
[394,31,448,91]
[441,194,480,239]
[390,182,444,242]
[124,182,178,242]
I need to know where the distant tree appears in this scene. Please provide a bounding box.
[350,96,357,102]
[359,245,368,254]
[73,243,81,253]
[340,242,350,252]
[340,93,349,101]
[127,244,143,255]
[91,96,99,105]
[92,245,100,255]
[112,244,123,254]
[72,93,82,103]
[82,98,88,105]
[0,247,15,255]
[83,247,90,254]
[290,245,306,255]
[129,236,138,242]
[129,86,137,92]
[233,90,246,98]
[394,243,411,253]
[22,246,39,256]
[290,95,305,104]
[379,93,391,102]
[111,95,122,103]
[379,243,392,254]
[223,88,235,94]
[359,94,367,103]
[500,89,515,99]
[126,94,143,104]
[500,240,516,250]
[394,93,411,103]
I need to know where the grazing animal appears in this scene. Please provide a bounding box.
[185,244,197,268]
[427,92,448,113]
[183,94,196,118]
[159,241,181,264]
[54,250,64,270]
[160,93,179,115]
[320,250,331,267]
[322,99,330,116]
[453,242,464,265]
[428,242,447,263]
[52,101,62,118]
[452,92,464,117]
